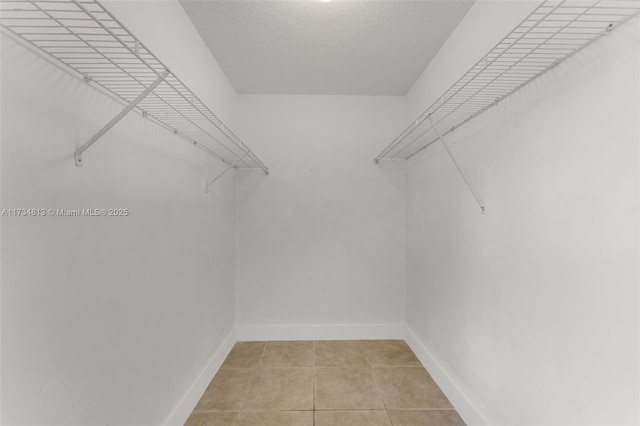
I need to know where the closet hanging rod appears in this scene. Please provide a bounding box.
[0,0,268,174]
[374,0,640,163]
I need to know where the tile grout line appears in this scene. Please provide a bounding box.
[363,340,396,425]
[370,361,395,426]
[259,341,267,366]
[234,342,269,426]
[191,407,457,413]
[312,340,316,426]
[191,340,461,426]
[197,408,455,412]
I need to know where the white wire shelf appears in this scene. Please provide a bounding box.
[375,0,640,162]
[0,0,268,173]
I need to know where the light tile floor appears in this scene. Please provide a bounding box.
[185,340,466,426]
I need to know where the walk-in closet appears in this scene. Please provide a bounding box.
[2,0,639,425]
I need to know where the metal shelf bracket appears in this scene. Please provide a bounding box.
[428,115,485,214]
[75,70,169,167]
[205,152,249,193]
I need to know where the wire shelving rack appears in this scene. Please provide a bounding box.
[0,0,269,174]
[375,0,640,163]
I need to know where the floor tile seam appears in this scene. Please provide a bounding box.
[257,341,267,368]
[386,408,458,411]
[312,340,316,426]
[369,364,423,368]
[313,364,372,368]
[369,362,394,426]
[313,408,392,412]
[236,409,316,412]
[314,365,375,369]
[191,407,457,413]
[249,366,314,369]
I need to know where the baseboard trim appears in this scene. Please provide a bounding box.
[237,323,406,341]
[164,328,237,426]
[404,326,494,426]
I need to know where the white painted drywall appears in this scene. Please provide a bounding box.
[0,2,241,425]
[234,95,407,329]
[405,9,639,426]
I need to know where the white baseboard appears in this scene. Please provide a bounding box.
[236,323,406,341]
[164,328,238,426]
[404,326,495,426]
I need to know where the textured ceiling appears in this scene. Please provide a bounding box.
[180,0,474,95]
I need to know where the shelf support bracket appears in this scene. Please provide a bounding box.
[75,70,170,167]
[205,152,249,193]
[428,115,485,214]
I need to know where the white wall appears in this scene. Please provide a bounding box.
[235,96,407,334]
[405,10,639,426]
[1,2,241,425]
